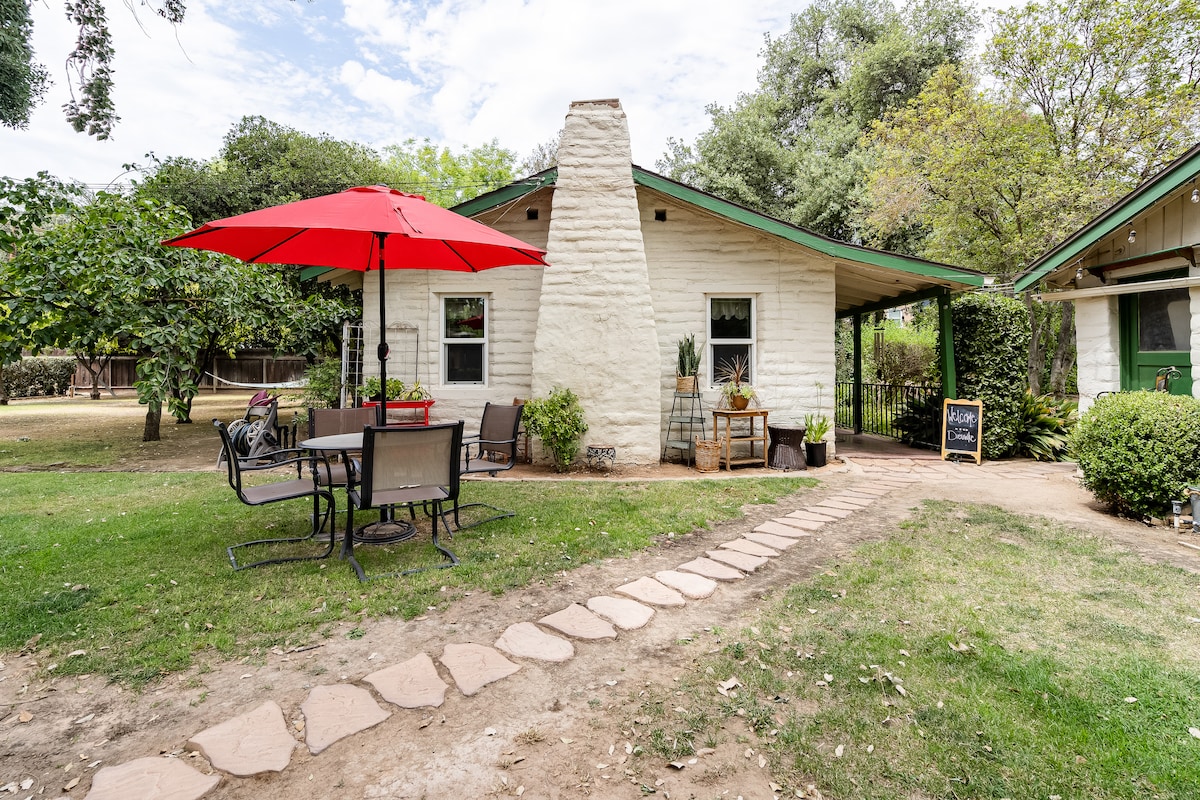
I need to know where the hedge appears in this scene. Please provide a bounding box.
[1,357,76,400]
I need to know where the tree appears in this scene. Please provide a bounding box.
[381,138,518,207]
[862,0,1200,393]
[0,0,49,130]
[1,181,311,440]
[658,0,978,240]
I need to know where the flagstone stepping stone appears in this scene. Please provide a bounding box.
[828,495,873,507]
[186,700,295,776]
[654,569,718,599]
[615,576,686,607]
[719,539,779,557]
[494,622,576,663]
[786,509,839,522]
[705,549,768,573]
[586,595,656,629]
[301,684,390,755]
[743,531,800,550]
[816,499,864,511]
[539,603,618,640]
[808,504,854,518]
[364,652,450,708]
[837,490,879,499]
[439,643,522,696]
[84,756,219,800]
[847,486,893,496]
[677,557,745,581]
[756,519,818,536]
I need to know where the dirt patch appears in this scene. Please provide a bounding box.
[3,397,1198,799]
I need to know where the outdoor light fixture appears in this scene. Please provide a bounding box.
[1192,187,1199,204]
[1075,266,1084,280]
[1128,227,1137,244]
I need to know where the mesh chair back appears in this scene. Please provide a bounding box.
[478,403,524,461]
[359,422,463,509]
[308,406,376,438]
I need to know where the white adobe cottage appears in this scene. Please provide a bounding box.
[1017,142,1200,411]
[328,99,984,466]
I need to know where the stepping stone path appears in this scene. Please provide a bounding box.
[79,458,1063,798]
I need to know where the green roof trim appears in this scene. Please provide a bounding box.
[451,169,558,217]
[631,167,985,287]
[1014,142,1200,293]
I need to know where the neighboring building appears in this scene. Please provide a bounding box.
[324,99,984,465]
[1016,142,1200,411]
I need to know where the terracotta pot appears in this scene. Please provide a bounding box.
[731,394,750,410]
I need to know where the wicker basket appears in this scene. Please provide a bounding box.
[694,434,722,472]
[675,374,697,394]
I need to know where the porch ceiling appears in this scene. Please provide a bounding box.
[834,261,965,317]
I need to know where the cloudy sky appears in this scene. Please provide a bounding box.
[2,1,1014,189]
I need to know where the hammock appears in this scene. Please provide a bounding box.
[204,372,306,390]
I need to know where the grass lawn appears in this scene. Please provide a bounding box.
[629,501,1200,800]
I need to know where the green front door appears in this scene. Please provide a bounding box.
[1119,286,1192,394]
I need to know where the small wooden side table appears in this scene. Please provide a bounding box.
[712,408,770,470]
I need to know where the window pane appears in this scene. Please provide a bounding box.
[445,297,485,339]
[1139,288,1189,352]
[712,344,750,384]
[710,298,751,339]
[446,343,484,383]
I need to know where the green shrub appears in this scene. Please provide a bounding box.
[289,358,343,412]
[523,386,588,471]
[1,356,76,399]
[1016,391,1077,461]
[948,293,1030,459]
[1071,391,1200,519]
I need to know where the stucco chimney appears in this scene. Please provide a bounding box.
[531,99,661,464]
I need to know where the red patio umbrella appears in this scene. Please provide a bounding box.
[163,185,549,424]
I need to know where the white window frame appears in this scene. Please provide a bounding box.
[708,295,755,386]
[441,295,488,385]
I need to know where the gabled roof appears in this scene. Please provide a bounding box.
[456,165,987,316]
[1014,141,1200,293]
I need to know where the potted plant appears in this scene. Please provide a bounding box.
[361,376,405,402]
[676,334,701,394]
[717,354,756,410]
[803,412,831,467]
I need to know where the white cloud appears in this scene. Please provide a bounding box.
[0,0,799,185]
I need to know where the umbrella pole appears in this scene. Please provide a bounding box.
[375,232,388,427]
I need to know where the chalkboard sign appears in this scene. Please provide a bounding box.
[941,398,983,464]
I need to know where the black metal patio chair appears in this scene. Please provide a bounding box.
[454,402,524,529]
[344,421,464,582]
[214,419,336,571]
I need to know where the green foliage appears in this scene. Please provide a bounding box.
[676,334,701,377]
[803,413,831,443]
[360,377,429,401]
[1017,390,1077,462]
[523,386,588,471]
[658,0,979,240]
[291,358,343,410]
[1071,392,1200,519]
[0,0,49,130]
[0,356,76,398]
[950,293,1030,460]
[382,137,518,207]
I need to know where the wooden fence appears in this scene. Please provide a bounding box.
[73,352,308,392]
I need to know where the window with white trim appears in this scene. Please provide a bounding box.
[709,296,754,384]
[442,296,487,384]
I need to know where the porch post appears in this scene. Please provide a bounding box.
[853,313,863,434]
[938,291,957,400]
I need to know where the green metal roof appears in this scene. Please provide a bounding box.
[1014,142,1200,293]
[629,167,984,287]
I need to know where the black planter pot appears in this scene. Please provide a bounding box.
[804,441,827,468]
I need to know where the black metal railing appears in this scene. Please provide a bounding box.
[836,382,942,447]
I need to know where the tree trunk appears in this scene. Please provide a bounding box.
[1024,293,1045,395]
[1049,302,1076,397]
[0,363,7,405]
[143,401,162,442]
